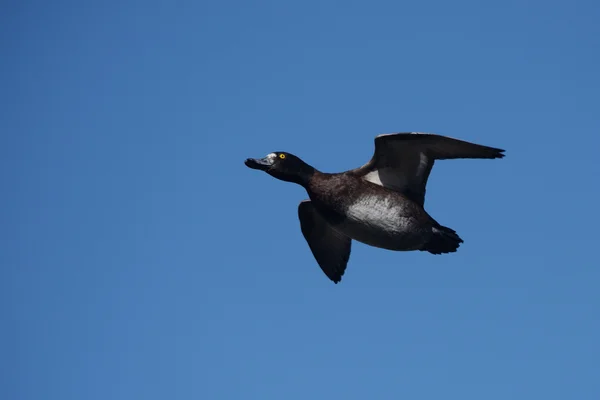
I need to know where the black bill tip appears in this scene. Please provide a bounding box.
[245,157,273,171]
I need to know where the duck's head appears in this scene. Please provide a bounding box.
[245,152,315,186]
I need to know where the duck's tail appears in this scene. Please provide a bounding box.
[421,224,464,254]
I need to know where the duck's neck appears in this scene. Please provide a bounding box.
[292,164,316,188]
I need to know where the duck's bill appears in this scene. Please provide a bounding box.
[244,157,273,171]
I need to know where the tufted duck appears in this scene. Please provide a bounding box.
[245,132,505,284]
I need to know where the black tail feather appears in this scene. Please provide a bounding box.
[421,225,464,254]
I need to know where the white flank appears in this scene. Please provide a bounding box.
[346,196,406,234]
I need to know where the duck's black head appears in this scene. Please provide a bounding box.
[245,152,315,186]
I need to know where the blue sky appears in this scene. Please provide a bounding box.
[2,0,600,399]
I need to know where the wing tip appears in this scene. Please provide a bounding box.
[328,268,345,284]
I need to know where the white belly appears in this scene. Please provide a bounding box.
[335,197,431,250]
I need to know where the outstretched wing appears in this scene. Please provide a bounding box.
[298,200,352,284]
[350,132,505,206]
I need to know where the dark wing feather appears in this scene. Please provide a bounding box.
[350,132,505,206]
[298,200,352,284]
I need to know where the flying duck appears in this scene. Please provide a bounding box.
[245,132,505,284]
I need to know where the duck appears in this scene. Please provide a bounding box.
[245,132,505,284]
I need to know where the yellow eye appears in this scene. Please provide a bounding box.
[279,153,286,159]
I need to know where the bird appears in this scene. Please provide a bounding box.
[244,132,505,284]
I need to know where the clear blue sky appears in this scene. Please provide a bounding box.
[2,1,599,399]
